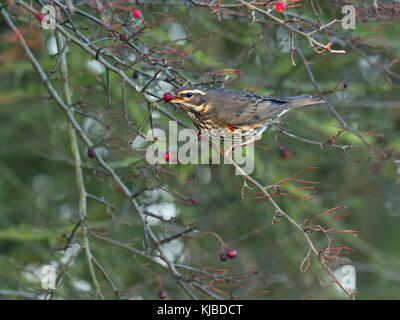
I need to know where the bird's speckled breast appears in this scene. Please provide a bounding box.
[188,107,268,141]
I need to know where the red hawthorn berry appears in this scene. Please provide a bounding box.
[158,290,167,299]
[226,249,237,259]
[35,13,47,22]
[132,8,142,19]
[275,2,285,13]
[190,198,196,204]
[163,151,170,161]
[87,148,96,159]
[163,93,173,102]
[119,33,127,41]
[343,82,348,89]
[220,252,228,261]
[280,148,292,160]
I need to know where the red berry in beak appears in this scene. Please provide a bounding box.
[163,93,173,102]
[158,290,167,299]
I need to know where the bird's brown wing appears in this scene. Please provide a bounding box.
[207,89,289,127]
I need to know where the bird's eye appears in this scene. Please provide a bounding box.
[185,92,193,98]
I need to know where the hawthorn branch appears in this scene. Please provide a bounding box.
[295,46,400,181]
[240,0,345,54]
[55,29,104,299]
[0,5,201,300]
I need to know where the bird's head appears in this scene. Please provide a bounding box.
[170,88,208,111]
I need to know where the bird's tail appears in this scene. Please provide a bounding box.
[286,94,324,109]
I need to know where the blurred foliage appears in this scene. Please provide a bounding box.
[0,0,400,300]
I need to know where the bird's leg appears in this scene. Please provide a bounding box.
[224,135,261,158]
[224,139,253,158]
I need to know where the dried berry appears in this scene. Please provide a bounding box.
[326,136,336,145]
[280,148,292,160]
[87,148,96,159]
[220,252,228,261]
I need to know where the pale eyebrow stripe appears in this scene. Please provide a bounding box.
[180,89,206,95]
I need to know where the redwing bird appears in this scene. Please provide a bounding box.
[170,87,324,141]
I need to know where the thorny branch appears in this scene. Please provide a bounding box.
[1,4,202,300]
[187,0,400,180]
[1,0,399,300]
[55,29,105,300]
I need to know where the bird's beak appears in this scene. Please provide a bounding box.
[170,96,183,103]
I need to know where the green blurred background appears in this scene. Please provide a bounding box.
[0,0,400,299]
